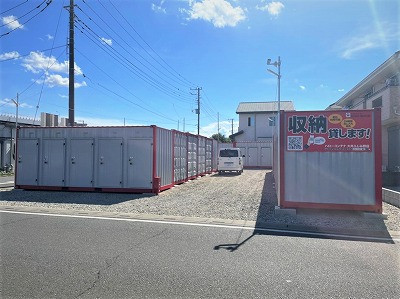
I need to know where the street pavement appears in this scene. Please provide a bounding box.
[1,211,399,299]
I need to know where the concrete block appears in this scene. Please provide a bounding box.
[363,212,388,220]
[275,206,297,216]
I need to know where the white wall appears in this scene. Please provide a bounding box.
[237,112,278,142]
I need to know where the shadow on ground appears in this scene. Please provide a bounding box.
[214,172,395,251]
[0,189,154,205]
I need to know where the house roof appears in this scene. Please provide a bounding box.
[236,101,295,114]
[229,130,243,141]
[330,50,400,109]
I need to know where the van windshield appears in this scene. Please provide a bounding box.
[220,149,239,158]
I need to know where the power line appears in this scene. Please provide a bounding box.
[78,1,193,91]
[75,47,181,123]
[0,0,53,38]
[73,15,194,103]
[0,45,67,62]
[105,0,196,88]
[0,0,29,15]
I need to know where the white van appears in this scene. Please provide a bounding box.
[217,148,244,174]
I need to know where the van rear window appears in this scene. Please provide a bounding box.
[220,149,239,157]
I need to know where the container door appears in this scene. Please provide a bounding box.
[97,138,123,188]
[261,147,271,167]
[69,139,94,187]
[248,147,258,167]
[127,139,152,189]
[16,139,39,186]
[41,139,65,186]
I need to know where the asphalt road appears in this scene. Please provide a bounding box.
[1,211,399,299]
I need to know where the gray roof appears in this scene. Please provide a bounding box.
[236,101,295,113]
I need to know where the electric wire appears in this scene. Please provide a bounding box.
[75,47,179,123]
[74,4,194,102]
[77,2,193,92]
[0,0,29,15]
[104,0,196,88]
[33,0,65,123]
[73,15,194,103]
[0,0,53,38]
[0,45,66,62]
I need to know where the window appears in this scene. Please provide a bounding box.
[219,149,239,157]
[372,97,382,108]
[268,116,276,126]
[247,116,253,126]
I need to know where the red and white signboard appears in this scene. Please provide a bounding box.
[286,110,373,152]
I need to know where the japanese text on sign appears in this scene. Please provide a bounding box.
[286,111,373,152]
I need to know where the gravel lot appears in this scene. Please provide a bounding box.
[1,170,399,233]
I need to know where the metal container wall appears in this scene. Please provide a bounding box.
[187,134,198,179]
[198,136,206,175]
[279,109,382,213]
[234,141,273,168]
[155,127,173,190]
[16,126,218,193]
[205,138,213,173]
[212,140,218,171]
[17,126,159,192]
[173,131,188,183]
[284,151,375,205]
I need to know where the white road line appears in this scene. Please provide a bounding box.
[1,209,398,242]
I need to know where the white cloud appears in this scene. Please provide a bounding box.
[152,0,166,14]
[0,51,20,61]
[299,85,306,91]
[199,120,238,138]
[256,1,284,16]
[1,15,24,30]
[46,34,54,40]
[22,51,83,75]
[339,23,400,59]
[0,98,32,108]
[186,0,246,28]
[38,74,87,88]
[100,37,112,46]
[14,51,86,89]
[0,98,16,107]
[338,89,345,92]
[19,102,32,108]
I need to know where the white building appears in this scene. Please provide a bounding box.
[229,101,295,168]
[231,101,295,142]
[0,114,40,171]
[328,51,400,186]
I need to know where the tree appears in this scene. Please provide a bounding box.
[211,133,231,143]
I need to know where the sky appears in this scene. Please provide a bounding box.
[1,0,399,137]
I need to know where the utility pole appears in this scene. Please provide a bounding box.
[67,0,75,126]
[191,87,202,135]
[183,118,185,132]
[228,118,234,136]
[11,93,19,166]
[217,112,220,141]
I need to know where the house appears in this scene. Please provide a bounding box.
[327,51,400,186]
[231,101,295,142]
[0,114,40,171]
[229,101,295,168]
